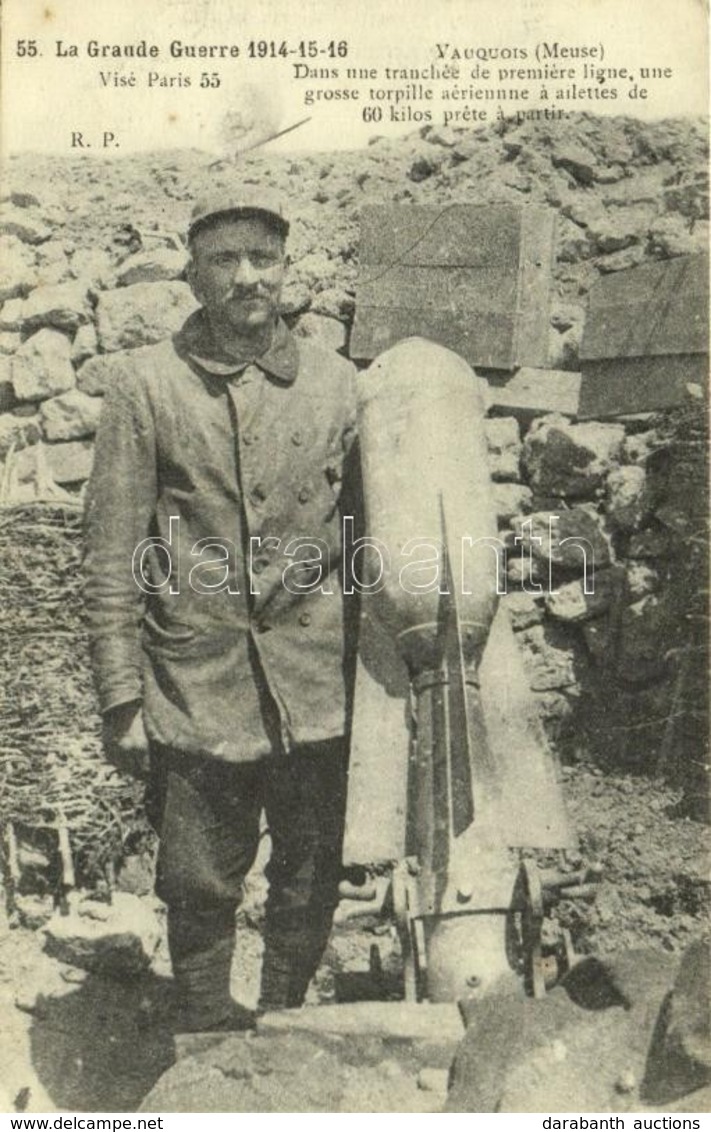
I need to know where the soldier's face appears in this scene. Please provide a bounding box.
[188,216,286,335]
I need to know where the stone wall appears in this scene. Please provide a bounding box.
[0,114,708,799]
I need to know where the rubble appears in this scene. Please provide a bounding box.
[0,236,37,301]
[523,415,625,498]
[19,281,93,335]
[546,567,625,623]
[0,412,42,459]
[606,465,650,531]
[44,438,95,484]
[294,312,348,352]
[76,346,149,395]
[114,248,187,286]
[40,389,102,441]
[42,892,162,976]
[0,206,52,245]
[484,417,522,482]
[511,506,612,572]
[70,322,98,367]
[96,281,198,352]
[11,329,76,402]
[493,482,532,525]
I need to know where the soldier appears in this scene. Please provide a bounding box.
[84,190,359,1031]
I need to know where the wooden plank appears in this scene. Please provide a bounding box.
[359,203,522,267]
[356,264,520,309]
[516,209,557,368]
[581,253,709,360]
[351,203,556,370]
[352,307,517,369]
[578,354,708,419]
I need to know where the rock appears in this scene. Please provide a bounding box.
[426,126,458,148]
[19,281,93,334]
[626,562,661,601]
[511,507,612,573]
[546,567,625,623]
[644,936,711,1101]
[148,1002,459,1112]
[115,248,187,286]
[0,299,25,331]
[517,623,582,691]
[0,331,22,354]
[623,428,662,465]
[0,236,36,301]
[417,1067,449,1093]
[596,246,647,273]
[0,206,51,245]
[661,173,708,220]
[71,322,98,367]
[35,240,72,287]
[45,438,94,483]
[43,892,161,975]
[0,411,42,458]
[280,279,312,317]
[0,379,14,413]
[548,320,583,369]
[294,312,347,352]
[552,145,596,185]
[595,165,626,184]
[6,188,41,208]
[606,465,651,532]
[292,252,339,291]
[408,156,437,182]
[311,287,354,320]
[447,949,686,1112]
[587,214,642,255]
[523,414,625,498]
[615,596,673,685]
[493,482,532,525]
[484,416,521,481]
[69,247,114,288]
[628,525,675,560]
[14,894,55,930]
[40,389,103,440]
[506,553,546,590]
[501,591,544,631]
[550,303,585,335]
[558,221,593,263]
[96,281,198,352]
[77,347,143,395]
[11,329,76,402]
[532,689,578,737]
[115,852,156,898]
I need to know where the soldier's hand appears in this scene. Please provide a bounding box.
[102,701,150,780]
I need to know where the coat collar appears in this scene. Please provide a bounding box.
[175,308,299,385]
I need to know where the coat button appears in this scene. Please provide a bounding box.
[252,557,269,575]
[299,612,312,627]
[254,621,270,634]
[243,432,259,446]
[250,483,267,505]
[291,430,303,446]
[298,486,312,504]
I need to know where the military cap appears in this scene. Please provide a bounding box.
[188,187,289,241]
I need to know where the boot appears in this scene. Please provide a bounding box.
[169,910,255,1033]
[257,911,336,1013]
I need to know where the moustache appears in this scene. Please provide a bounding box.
[227,286,273,301]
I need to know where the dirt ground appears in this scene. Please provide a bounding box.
[0,761,707,1113]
